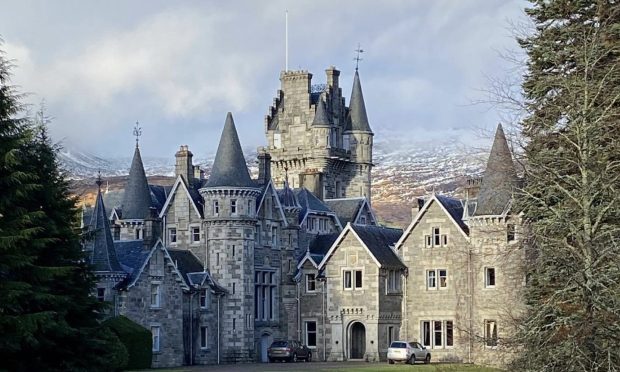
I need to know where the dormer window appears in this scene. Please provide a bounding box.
[306,274,316,293]
[168,228,177,244]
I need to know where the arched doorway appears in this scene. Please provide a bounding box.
[260,333,272,362]
[350,322,366,359]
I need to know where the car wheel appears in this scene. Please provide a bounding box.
[388,359,394,364]
[409,355,416,365]
[307,352,312,362]
[425,354,431,364]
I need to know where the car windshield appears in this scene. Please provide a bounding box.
[271,341,288,347]
[390,342,407,348]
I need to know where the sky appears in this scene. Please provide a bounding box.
[0,0,529,158]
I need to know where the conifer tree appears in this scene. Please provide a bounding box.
[512,1,620,371]
[0,44,126,371]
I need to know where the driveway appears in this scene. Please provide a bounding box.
[170,361,375,371]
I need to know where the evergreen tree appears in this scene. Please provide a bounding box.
[512,1,620,371]
[0,44,126,371]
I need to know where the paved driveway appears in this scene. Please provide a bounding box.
[173,361,375,371]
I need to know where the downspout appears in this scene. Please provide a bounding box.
[322,279,326,361]
[296,281,301,342]
[189,291,194,365]
[162,215,166,245]
[403,270,408,340]
[468,247,473,364]
[217,294,221,365]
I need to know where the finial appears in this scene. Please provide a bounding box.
[354,43,364,71]
[96,170,103,191]
[133,121,142,147]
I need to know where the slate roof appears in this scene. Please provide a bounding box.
[325,198,366,226]
[149,184,172,213]
[86,188,124,272]
[121,145,154,219]
[168,249,226,293]
[474,124,518,216]
[350,225,404,269]
[435,195,469,234]
[312,97,331,127]
[205,112,256,188]
[277,180,301,209]
[114,240,150,288]
[294,188,334,224]
[307,233,340,264]
[345,71,372,133]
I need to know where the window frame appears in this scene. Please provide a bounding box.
[150,283,161,308]
[199,289,208,309]
[230,199,237,215]
[200,326,208,349]
[484,320,498,347]
[151,326,161,352]
[306,273,317,293]
[305,321,317,348]
[213,200,219,216]
[485,267,496,288]
[343,270,353,290]
[191,226,200,243]
[427,270,437,290]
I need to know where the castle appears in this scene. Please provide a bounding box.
[84,66,523,367]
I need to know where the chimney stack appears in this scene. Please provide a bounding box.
[175,145,194,183]
[299,169,324,201]
[257,148,271,185]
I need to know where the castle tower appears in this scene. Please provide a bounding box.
[119,137,157,242]
[344,70,374,201]
[85,176,126,306]
[264,66,373,201]
[199,112,260,362]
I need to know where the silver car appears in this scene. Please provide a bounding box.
[387,341,431,364]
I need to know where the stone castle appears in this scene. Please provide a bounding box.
[84,66,524,367]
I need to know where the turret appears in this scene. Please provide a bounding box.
[311,95,331,151]
[121,142,152,220]
[345,70,374,163]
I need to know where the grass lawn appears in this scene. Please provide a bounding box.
[321,364,501,372]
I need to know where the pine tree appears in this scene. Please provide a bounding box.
[0,44,126,371]
[512,1,620,371]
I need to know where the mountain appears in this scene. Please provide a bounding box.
[62,140,486,227]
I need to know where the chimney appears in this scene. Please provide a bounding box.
[175,145,194,183]
[143,207,161,250]
[299,169,324,201]
[326,66,340,90]
[257,148,271,185]
[193,165,203,180]
[465,177,483,200]
[411,198,425,221]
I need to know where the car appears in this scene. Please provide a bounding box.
[387,341,431,364]
[267,340,312,362]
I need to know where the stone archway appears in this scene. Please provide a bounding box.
[349,322,366,359]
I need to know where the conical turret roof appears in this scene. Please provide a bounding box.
[205,112,255,188]
[121,145,153,219]
[345,71,372,133]
[474,124,518,216]
[312,97,330,127]
[88,182,123,272]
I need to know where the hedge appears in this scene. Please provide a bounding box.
[103,316,152,370]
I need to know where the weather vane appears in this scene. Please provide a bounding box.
[133,121,142,147]
[354,43,364,71]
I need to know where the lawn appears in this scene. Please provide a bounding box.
[321,364,501,372]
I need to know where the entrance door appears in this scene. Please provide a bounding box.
[260,334,272,362]
[350,322,366,359]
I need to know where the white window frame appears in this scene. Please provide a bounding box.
[433,227,441,246]
[199,289,208,309]
[230,199,237,215]
[213,200,219,216]
[439,269,448,289]
[484,320,498,347]
[387,270,401,293]
[191,226,200,243]
[305,320,317,348]
[426,270,437,290]
[485,267,496,288]
[200,326,208,349]
[343,270,352,290]
[354,270,363,289]
[150,283,161,308]
[169,228,177,244]
[306,273,316,293]
[151,326,161,352]
[421,320,453,349]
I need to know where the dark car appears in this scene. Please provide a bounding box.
[267,340,312,362]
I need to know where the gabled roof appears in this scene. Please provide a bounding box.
[474,124,518,216]
[256,179,288,225]
[318,224,404,270]
[167,249,227,293]
[295,188,342,228]
[395,194,470,250]
[159,176,203,219]
[86,187,124,273]
[114,240,150,288]
[149,184,172,213]
[121,145,153,219]
[205,112,255,188]
[298,233,340,269]
[312,96,331,127]
[345,71,372,133]
[324,197,376,226]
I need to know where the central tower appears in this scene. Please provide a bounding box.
[263,66,374,203]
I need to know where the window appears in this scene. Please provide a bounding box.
[254,271,276,320]
[135,228,142,240]
[427,269,447,290]
[442,234,448,245]
[232,245,235,257]
[233,318,236,330]
[247,200,253,216]
[421,320,453,348]
[169,228,177,243]
[425,235,432,247]
[433,227,441,246]
[150,284,160,307]
[485,267,496,288]
[355,270,363,289]
[232,282,235,294]
[199,289,208,309]
[359,216,367,225]
[446,321,454,347]
[485,320,498,347]
[274,132,282,148]
[427,270,436,289]
[507,224,516,242]
[388,326,395,347]
[216,253,220,266]
[426,227,447,247]
[213,200,219,216]
[271,226,278,247]
[97,288,105,302]
[231,199,237,215]
[306,274,316,293]
[387,270,401,293]
[200,326,208,349]
[151,326,160,352]
[192,227,200,242]
[305,321,317,348]
[343,271,352,289]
